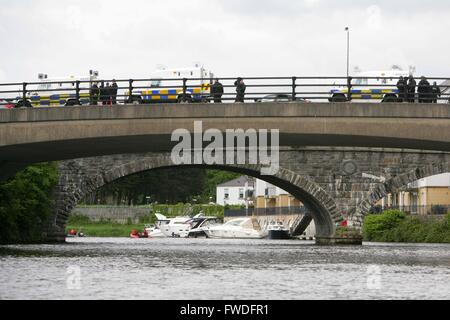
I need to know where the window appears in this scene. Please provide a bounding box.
[239,188,244,199]
[150,80,161,87]
[224,188,229,199]
[225,219,244,226]
[354,78,368,85]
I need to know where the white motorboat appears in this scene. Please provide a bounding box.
[266,221,291,240]
[203,217,267,239]
[159,213,195,238]
[186,216,221,238]
[144,213,170,238]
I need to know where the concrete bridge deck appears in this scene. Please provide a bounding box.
[0,102,449,165]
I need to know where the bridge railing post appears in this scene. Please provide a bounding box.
[183,78,187,98]
[292,76,297,101]
[347,76,353,102]
[128,79,134,103]
[75,80,80,102]
[22,82,27,103]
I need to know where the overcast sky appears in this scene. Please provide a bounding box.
[1,0,450,82]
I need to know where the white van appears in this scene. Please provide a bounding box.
[126,65,214,104]
[329,69,411,103]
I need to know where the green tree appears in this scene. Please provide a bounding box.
[0,162,59,244]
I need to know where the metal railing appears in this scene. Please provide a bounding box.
[370,204,450,215]
[1,75,450,108]
[225,206,309,217]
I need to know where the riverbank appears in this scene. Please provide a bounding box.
[66,214,147,237]
[363,210,450,243]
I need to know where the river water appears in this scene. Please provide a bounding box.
[0,238,449,300]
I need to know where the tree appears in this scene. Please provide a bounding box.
[0,162,59,244]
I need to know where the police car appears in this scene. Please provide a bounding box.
[16,70,99,107]
[126,65,214,104]
[329,69,411,103]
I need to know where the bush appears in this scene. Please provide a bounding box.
[363,210,406,241]
[363,211,450,243]
[67,214,91,225]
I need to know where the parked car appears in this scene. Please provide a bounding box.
[0,99,15,109]
[254,94,310,103]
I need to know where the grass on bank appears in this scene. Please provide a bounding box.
[363,210,450,243]
[66,215,146,237]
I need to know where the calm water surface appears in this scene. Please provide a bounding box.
[0,237,449,300]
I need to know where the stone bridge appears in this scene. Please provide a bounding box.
[52,148,449,242]
[0,102,449,243]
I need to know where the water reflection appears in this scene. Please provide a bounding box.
[0,238,449,300]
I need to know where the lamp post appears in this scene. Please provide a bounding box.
[345,27,350,79]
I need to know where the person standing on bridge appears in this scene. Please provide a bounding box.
[105,82,112,105]
[99,82,106,105]
[90,82,99,105]
[396,76,407,102]
[234,77,246,103]
[431,81,441,103]
[407,75,416,103]
[418,76,431,103]
[111,80,118,105]
[211,78,224,103]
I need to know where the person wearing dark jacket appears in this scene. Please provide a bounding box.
[111,79,118,105]
[105,82,112,105]
[431,81,441,103]
[234,77,246,103]
[418,76,431,103]
[407,75,416,103]
[99,82,106,105]
[396,76,407,102]
[211,79,224,103]
[90,82,99,105]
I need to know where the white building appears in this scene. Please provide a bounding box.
[216,176,255,206]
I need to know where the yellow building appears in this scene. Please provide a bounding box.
[381,173,450,214]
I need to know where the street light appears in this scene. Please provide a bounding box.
[345,27,350,79]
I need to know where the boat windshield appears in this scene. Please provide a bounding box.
[225,219,246,226]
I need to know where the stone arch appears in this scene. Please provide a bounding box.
[54,153,344,238]
[352,161,450,225]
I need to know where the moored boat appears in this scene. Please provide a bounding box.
[203,217,267,239]
[266,221,291,240]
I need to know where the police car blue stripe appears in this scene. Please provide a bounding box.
[160,95,168,100]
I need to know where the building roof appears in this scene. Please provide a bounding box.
[217,176,255,188]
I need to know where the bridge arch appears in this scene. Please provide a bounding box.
[353,161,450,224]
[54,154,344,238]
